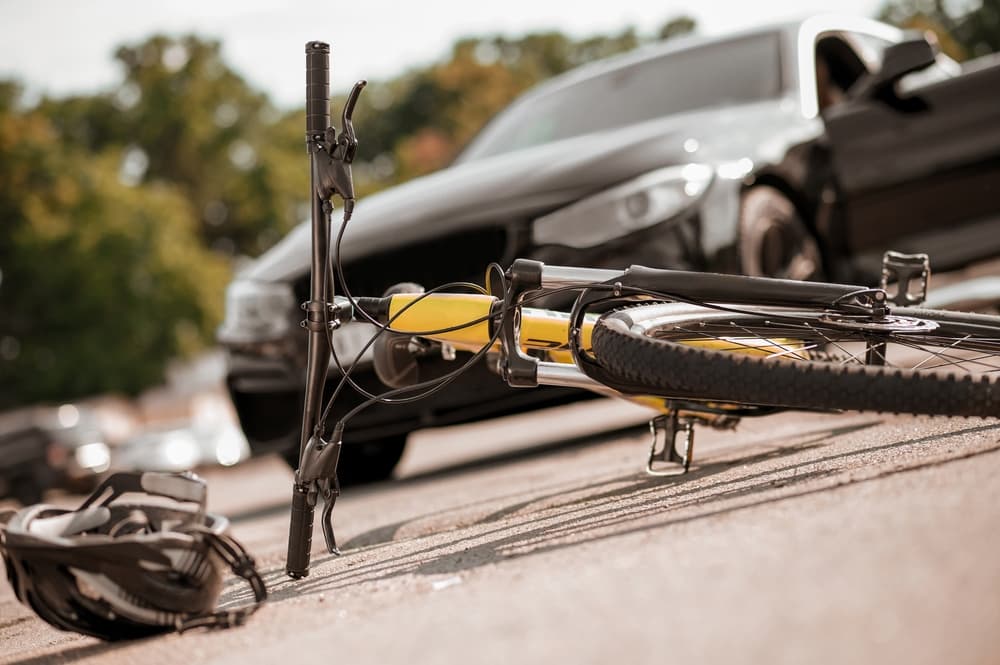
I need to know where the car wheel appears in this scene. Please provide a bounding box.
[281,434,408,486]
[739,186,823,280]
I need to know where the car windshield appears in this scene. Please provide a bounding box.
[458,31,783,162]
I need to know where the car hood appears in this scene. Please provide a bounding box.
[243,99,800,282]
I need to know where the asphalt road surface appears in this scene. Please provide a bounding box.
[2,399,999,665]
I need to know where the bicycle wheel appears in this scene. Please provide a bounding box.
[590,303,1000,418]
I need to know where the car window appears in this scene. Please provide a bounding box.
[815,34,868,110]
[458,31,782,162]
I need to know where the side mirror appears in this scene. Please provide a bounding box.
[851,32,938,100]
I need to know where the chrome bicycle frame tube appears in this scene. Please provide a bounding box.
[540,265,623,289]
[536,361,616,394]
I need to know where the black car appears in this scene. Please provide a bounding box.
[217,15,1000,481]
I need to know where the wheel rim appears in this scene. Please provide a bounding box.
[636,307,1000,377]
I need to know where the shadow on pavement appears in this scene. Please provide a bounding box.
[231,421,1000,604]
[224,422,649,524]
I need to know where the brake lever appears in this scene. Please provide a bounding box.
[319,477,341,555]
[315,80,367,219]
[338,80,366,164]
[295,430,344,554]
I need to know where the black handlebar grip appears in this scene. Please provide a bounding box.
[305,41,330,137]
[285,483,315,578]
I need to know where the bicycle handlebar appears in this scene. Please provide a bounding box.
[288,40,366,579]
[287,40,333,580]
[285,483,315,578]
[305,41,330,138]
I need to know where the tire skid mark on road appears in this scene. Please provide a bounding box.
[328,418,880,552]
[216,418,1000,610]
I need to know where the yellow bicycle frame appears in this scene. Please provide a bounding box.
[383,293,800,359]
[383,293,591,354]
[380,293,806,417]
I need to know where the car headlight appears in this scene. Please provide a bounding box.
[217,279,296,345]
[531,163,714,249]
[74,441,111,473]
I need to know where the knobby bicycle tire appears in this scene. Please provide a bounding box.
[590,304,1000,418]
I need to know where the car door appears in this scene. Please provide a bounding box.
[821,34,1000,271]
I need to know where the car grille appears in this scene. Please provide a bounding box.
[294,226,511,302]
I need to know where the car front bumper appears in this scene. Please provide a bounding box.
[225,349,590,456]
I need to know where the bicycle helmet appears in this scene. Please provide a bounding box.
[0,471,267,641]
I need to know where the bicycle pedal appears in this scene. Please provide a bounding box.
[881,251,930,306]
[646,413,695,477]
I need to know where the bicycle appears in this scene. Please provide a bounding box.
[286,42,1000,578]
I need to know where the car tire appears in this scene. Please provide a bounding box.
[739,186,823,280]
[281,434,407,486]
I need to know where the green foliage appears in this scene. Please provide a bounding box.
[659,17,697,41]
[878,0,1000,59]
[40,36,306,257]
[0,94,228,407]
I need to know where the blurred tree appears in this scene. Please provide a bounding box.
[42,35,307,256]
[878,0,1000,60]
[957,0,1000,55]
[0,90,229,408]
[658,17,697,41]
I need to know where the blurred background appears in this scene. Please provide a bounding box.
[0,0,997,501]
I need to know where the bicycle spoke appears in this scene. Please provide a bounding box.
[730,321,812,361]
[887,335,1000,373]
[671,323,812,361]
[801,322,868,365]
[764,343,822,360]
[908,334,972,371]
[664,316,1000,377]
